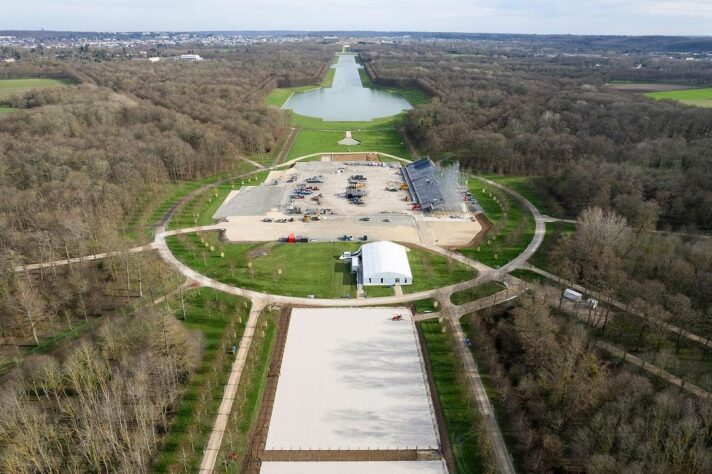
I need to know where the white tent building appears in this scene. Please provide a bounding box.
[342,241,412,286]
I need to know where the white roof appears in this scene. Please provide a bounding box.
[361,241,412,280]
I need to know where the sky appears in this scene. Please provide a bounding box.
[2,0,712,36]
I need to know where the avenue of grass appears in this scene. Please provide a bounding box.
[450,281,506,306]
[421,319,489,473]
[594,311,712,392]
[0,77,73,100]
[167,237,475,298]
[0,106,14,114]
[460,177,536,269]
[154,288,250,473]
[646,87,712,108]
[286,128,409,161]
[168,171,270,230]
[218,306,279,471]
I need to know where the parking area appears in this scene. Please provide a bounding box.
[213,161,481,246]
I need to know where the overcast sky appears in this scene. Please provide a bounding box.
[2,0,711,36]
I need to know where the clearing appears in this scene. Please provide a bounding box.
[645,87,712,108]
[0,77,72,100]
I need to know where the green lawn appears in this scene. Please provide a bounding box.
[0,106,14,115]
[451,281,506,305]
[480,174,560,216]
[154,289,250,473]
[421,319,490,473]
[167,238,475,298]
[0,77,72,100]
[460,177,536,268]
[404,248,477,294]
[286,128,409,160]
[168,171,270,230]
[645,87,712,108]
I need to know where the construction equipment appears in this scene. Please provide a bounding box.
[303,215,311,222]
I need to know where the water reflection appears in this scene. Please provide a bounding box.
[282,54,412,121]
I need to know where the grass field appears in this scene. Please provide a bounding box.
[421,319,490,473]
[218,306,279,470]
[286,128,409,160]
[645,87,712,108]
[168,171,269,230]
[0,77,72,100]
[0,106,14,115]
[460,177,536,268]
[450,281,506,305]
[479,174,560,217]
[167,237,475,298]
[154,289,251,473]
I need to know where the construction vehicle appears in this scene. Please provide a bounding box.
[400,183,409,190]
[303,215,311,222]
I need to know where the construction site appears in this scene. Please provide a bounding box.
[213,158,482,247]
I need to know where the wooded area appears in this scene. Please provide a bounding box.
[359,44,712,232]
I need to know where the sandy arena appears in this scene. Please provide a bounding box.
[213,161,481,246]
[264,307,440,451]
[261,461,447,473]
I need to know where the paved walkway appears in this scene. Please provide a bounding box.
[199,298,266,473]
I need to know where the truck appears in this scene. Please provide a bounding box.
[563,288,583,303]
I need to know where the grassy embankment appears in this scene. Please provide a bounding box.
[154,289,251,472]
[166,237,475,298]
[421,319,491,473]
[645,87,712,108]
[450,281,506,306]
[217,306,279,471]
[460,177,536,268]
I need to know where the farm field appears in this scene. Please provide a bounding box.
[645,87,712,108]
[0,77,72,100]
